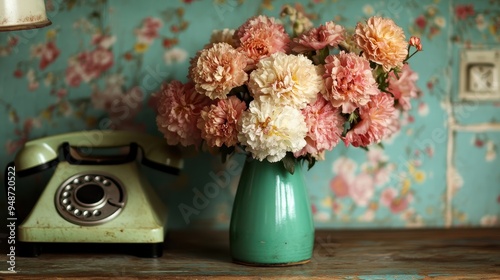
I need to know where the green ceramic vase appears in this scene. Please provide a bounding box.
[229,158,314,266]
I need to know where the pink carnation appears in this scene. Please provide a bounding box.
[344,92,396,147]
[234,15,290,67]
[294,94,344,159]
[189,42,248,100]
[387,64,419,110]
[323,51,379,114]
[291,21,345,53]
[197,96,247,148]
[155,80,212,147]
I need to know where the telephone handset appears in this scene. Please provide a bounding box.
[13,130,183,257]
[15,130,183,176]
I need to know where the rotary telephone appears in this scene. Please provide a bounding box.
[12,130,183,257]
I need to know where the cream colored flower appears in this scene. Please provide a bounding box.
[189,42,248,100]
[209,28,237,47]
[238,100,307,162]
[355,16,408,71]
[248,52,324,109]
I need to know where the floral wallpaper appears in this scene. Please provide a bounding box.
[0,0,499,229]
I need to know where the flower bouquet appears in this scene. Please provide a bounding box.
[155,6,422,175]
[154,5,422,265]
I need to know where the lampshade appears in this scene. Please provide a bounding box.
[0,0,51,32]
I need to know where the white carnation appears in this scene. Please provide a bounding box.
[248,52,324,109]
[238,100,307,162]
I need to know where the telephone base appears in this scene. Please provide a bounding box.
[18,162,168,255]
[12,131,183,258]
[18,241,164,258]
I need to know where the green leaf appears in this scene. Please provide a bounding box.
[307,156,316,170]
[282,153,296,175]
[229,85,253,105]
[348,111,359,124]
[89,11,101,19]
[342,120,351,137]
[220,145,235,163]
[312,47,330,65]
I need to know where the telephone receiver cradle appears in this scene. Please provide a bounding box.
[13,130,183,258]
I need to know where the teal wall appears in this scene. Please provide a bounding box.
[0,0,499,230]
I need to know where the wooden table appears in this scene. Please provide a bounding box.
[1,228,499,279]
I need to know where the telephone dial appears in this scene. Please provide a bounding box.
[12,130,183,257]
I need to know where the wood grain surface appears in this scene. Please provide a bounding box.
[1,228,499,279]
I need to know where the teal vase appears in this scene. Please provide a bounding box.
[229,158,314,266]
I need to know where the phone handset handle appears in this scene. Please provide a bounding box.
[15,130,183,176]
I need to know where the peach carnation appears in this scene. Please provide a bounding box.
[387,64,419,110]
[156,80,212,147]
[249,52,324,109]
[344,92,396,147]
[294,94,345,160]
[197,96,247,148]
[234,15,290,67]
[355,16,408,71]
[189,42,248,100]
[323,51,379,114]
[291,21,345,53]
